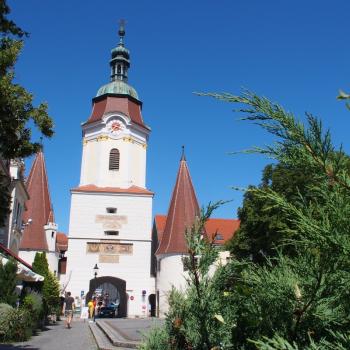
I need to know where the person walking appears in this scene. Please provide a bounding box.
[87,299,95,321]
[63,292,75,329]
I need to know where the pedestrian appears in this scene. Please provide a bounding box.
[88,299,95,321]
[63,291,75,329]
[93,297,97,321]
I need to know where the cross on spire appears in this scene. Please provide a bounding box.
[118,19,126,45]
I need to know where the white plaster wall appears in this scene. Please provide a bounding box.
[156,254,189,317]
[68,192,152,241]
[156,252,231,316]
[65,191,154,317]
[19,250,59,275]
[18,250,37,267]
[80,115,148,188]
[44,223,58,253]
[80,136,146,188]
[209,250,230,276]
[65,239,154,317]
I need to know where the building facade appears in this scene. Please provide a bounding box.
[0,158,29,254]
[64,24,154,317]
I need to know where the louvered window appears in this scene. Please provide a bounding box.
[109,149,120,170]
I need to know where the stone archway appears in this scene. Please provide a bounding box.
[86,276,127,317]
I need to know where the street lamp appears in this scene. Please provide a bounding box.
[93,263,99,279]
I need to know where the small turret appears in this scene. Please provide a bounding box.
[44,222,58,253]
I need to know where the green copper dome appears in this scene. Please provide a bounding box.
[96,80,139,99]
[111,45,130,57]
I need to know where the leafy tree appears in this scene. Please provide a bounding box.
[42,270,60,315]
[32,252,60,316]
[32,251,49,278]
[227,162,325,263]
[0,0,54,225]
[142,91,350,349]
[202,91,350,348]
[0,258,17,306]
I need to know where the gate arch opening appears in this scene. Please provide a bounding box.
[86,276,127,317]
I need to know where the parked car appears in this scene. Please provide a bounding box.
[98,306,117,318]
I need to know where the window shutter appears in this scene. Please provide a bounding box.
[109,149,120,170]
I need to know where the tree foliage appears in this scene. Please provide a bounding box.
[0,257,17,306]
[0,0,54,226]
[143,91,350,349]
[32,251,49,277]
[32,252,60,315]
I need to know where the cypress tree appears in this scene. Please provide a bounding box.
[0,258,17,306]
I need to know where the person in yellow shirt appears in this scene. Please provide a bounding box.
[88,299,95,320]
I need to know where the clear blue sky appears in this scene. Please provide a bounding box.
[9,0,350,234]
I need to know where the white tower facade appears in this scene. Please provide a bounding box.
[64,24,155,317]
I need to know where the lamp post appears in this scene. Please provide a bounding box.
[93,263,99,279]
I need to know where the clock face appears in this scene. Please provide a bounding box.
[108,120,124,134]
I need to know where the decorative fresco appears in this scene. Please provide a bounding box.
[86,242,133,255]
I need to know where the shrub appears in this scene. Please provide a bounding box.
[0,303,14,339]
[0,307,32,342]
[22,291,44,327]
[138,325,170,350]
[0,259,17,306]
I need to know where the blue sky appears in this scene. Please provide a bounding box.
[9,0,350,234]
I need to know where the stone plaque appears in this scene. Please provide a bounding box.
[95,215,128,230]
[99,255,119,263]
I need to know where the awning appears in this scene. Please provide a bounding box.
[0,256,44,282]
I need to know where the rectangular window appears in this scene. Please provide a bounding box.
[106,207,117,214]
[16,204,22,228]
[104,231,119,236]
[12,199,18,224]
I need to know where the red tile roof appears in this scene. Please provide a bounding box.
[20,152,54,251]
[85,95,149,130]
[71,184,154,196]
[56,232,68,252]
[205,218,240,244]
[155,215,240,246]
[156,156,201,255]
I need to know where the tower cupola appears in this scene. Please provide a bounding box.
[110,20,130,82]
[96,20,139,100]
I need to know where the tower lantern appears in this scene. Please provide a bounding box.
[110,19,130,82]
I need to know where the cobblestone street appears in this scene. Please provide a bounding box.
[0,319,97,350]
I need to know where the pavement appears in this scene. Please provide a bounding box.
[100,318,164,342]
[0,318,97,350]
[0,317,164,350]
[91,318,164,349]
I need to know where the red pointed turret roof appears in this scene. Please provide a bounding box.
[156,155,201,255]
[19,152,54,251]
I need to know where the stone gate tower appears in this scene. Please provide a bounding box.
[64,23,154,317]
